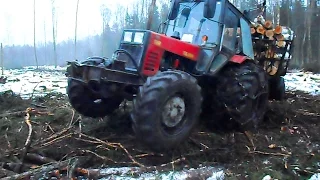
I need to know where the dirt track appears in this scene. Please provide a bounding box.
[0,90,319,179]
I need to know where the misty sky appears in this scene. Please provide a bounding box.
[0,0,136,46]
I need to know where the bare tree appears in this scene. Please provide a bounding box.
[100,5,111,56]
[43,19,47,63]
[51,0,58,67]
[33,0,39,69]
[0,43,3,75]
[74,0,80,59]
[146,0,156,30]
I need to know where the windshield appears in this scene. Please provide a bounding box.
[165,1,222,47]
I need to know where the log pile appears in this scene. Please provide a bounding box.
[250,15,294,76]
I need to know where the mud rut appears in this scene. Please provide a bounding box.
[0,90,319,179]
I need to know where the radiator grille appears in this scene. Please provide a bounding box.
[118,44,144,69]
[144,51,159,71]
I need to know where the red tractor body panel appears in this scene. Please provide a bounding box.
[230,55,248,64]
[142,32,202,76]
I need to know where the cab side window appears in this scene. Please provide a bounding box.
[222,8,238,51]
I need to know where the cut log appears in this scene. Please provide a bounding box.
[268,65,278,75]
[264,20,273,29]
[274,25,282,34]
[264,60,280,75]
[251,27,256,34]
[265,30,274,38]
[268,36,275,40]
[276,40,286,47]
[275,34,285,41]
[265,48,275,59]
[256,25,265,35]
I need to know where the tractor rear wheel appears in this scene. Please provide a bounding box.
[213,61,269,130]
[131,70,202,152]
[269,77,285,101]
[67,78,123,118]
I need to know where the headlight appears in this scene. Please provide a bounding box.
[134,32,144,43]
[123,31,144,43]
[181,34,194,43]
[123,32,133,42]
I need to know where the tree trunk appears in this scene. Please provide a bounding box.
[51,0,57,68]
[33,0,38,69]
[74,0,80,60]
[102,18,105,56]
[146,0,156,30]
[141,0,145,19]
[43,20,47,63]
[306,0,312,64]
[0,43,3,75]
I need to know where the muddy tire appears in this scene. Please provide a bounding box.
[213,61,269,130]
[67,78,123,118]
[269,77,285,101]
[131,70,202,152]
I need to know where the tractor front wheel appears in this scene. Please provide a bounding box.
[131,70,203,152]
[67,78,123,118]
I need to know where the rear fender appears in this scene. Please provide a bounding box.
[229,55,248,64]
[208,54,249,75]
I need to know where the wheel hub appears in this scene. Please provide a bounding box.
[162,96,186,128]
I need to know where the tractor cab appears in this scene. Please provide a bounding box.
[163,0,255,74]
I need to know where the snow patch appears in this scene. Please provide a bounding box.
[1,66,320,99]
[97,166,224,180]
[284,72,320,95]
[309,173,320,180]
[0,66,67,99]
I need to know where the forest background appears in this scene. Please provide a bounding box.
[0,0,319,72]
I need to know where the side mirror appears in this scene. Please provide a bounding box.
[168,0,181,20]
[177,8,191,27]
[204,0,216,19]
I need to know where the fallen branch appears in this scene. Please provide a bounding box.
[40,133,73,148]
[14,108,34,173]
[0,108,53,118]
[0,168,16,178]
[32,127,72,147]
[67,158,79,179]
[25,153,56,165]
[1,158,76,180]
[4,127,11,149]
[249,150,291,157]
[73,157,187,179]
[77,133,144,167]
[31,103,47,108]
[80,150,116,163]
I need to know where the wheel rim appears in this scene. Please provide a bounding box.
[161,96,186,128]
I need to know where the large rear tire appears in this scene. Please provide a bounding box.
[67,78,123,118]
[131,70,203,152]
[213,61,269,130]
[269,77,285,101]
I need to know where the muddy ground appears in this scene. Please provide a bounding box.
[0,90,319,179]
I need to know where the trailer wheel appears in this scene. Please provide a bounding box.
[214,61,269,130]
[269,77,285,101]
[67,78,123,118]
[131,70,202,152]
